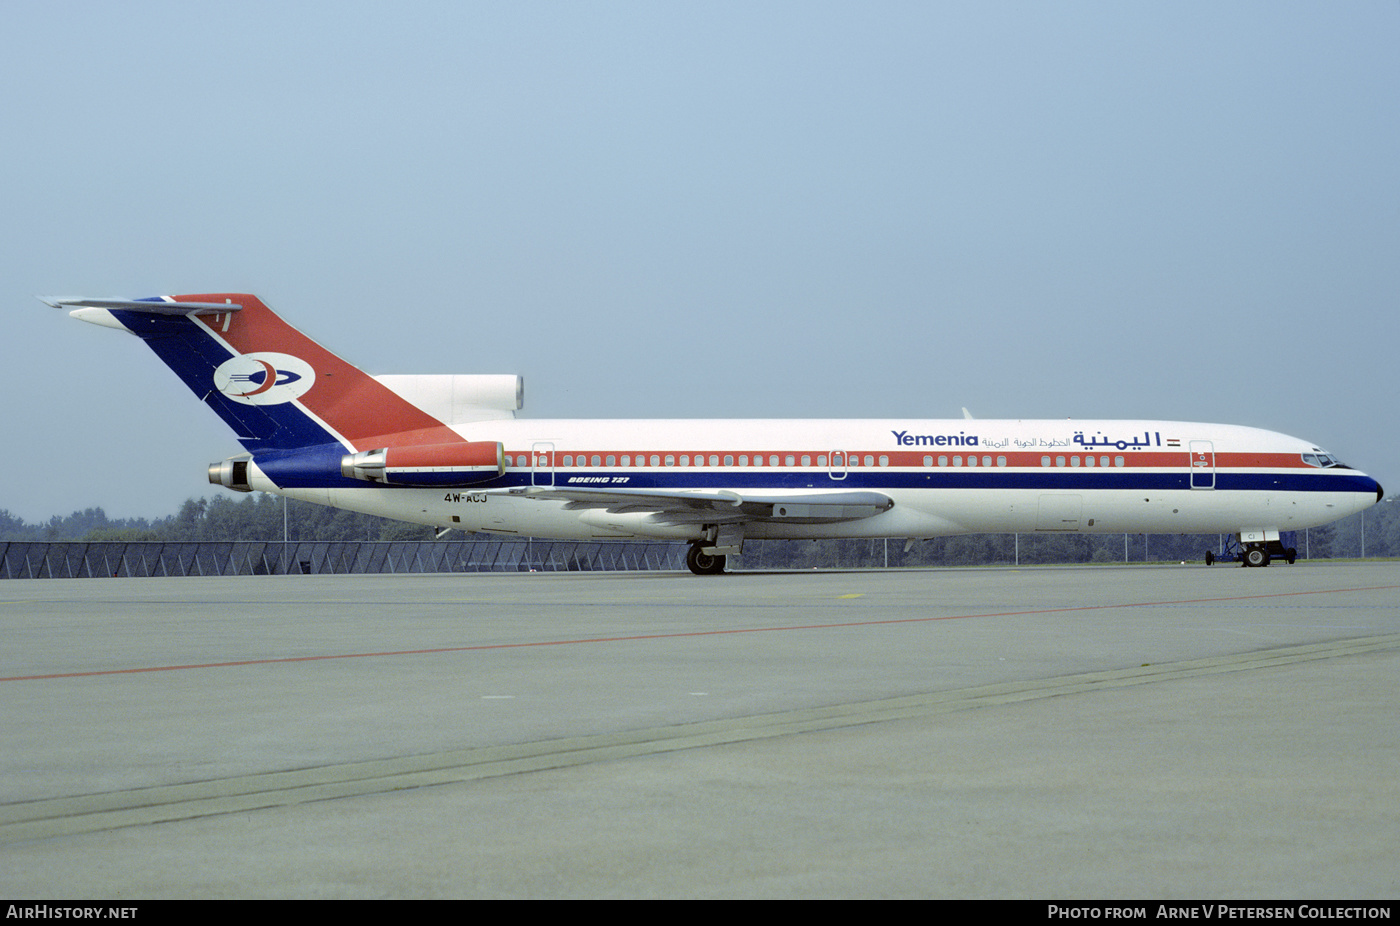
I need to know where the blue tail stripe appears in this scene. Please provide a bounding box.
[113,310,341,454]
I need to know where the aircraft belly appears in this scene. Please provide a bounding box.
[750,501,963,540]
[1273,490,1376,530]
[276,474,1377,543]
[321,486,439,526]
[891,487,1359,536]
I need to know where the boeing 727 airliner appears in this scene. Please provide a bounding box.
[50,293,1383,574]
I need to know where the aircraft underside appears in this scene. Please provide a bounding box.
[260,478,1376,574]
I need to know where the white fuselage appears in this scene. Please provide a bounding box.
[243,418,1381,542]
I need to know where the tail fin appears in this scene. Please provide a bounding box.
[51,293,454,455]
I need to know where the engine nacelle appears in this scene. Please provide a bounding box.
[208,456,254,492]
[341,441,504,487]
[373,375,523,422]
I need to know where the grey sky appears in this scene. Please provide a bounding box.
[4,1,1397,522]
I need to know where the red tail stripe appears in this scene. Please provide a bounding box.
[174,293,463,449]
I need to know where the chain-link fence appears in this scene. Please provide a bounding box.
[0,539,688,579]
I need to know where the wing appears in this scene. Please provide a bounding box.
[489,485,893,525]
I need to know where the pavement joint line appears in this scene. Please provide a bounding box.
[6,583,1398,684]
[3,632,1397,845]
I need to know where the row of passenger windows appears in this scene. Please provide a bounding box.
[1043,455,1126,468]
[513,453,856,468]
[505,453,1128,469]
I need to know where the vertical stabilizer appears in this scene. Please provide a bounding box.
[51,293,459,456]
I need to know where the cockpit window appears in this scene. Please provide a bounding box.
[1303,452,1344,469]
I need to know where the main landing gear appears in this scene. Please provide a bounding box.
[686,543,727,576]
[686,524,743,575]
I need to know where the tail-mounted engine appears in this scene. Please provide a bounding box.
[208,456,254,492]
[341,441,504,487]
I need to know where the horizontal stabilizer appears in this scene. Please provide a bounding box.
[43,297,244,316]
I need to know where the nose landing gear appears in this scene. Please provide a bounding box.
[1205,535,1298,567]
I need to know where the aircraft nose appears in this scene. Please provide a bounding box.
[1378,482,1386,504]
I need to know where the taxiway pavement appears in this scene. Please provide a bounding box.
[1,563,1397,897]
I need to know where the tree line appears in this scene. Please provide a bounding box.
[2,492,1397,566]
[0,494,434,544]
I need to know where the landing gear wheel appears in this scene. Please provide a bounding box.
[1244,547,1270,568]
[686,544,727,576]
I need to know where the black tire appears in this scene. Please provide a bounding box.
[1205,551,1214,566]
[1286,548,1297,565]
[1244,547,1269,568]
[686,544,726,576]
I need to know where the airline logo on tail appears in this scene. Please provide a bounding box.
[213,352,316,405]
